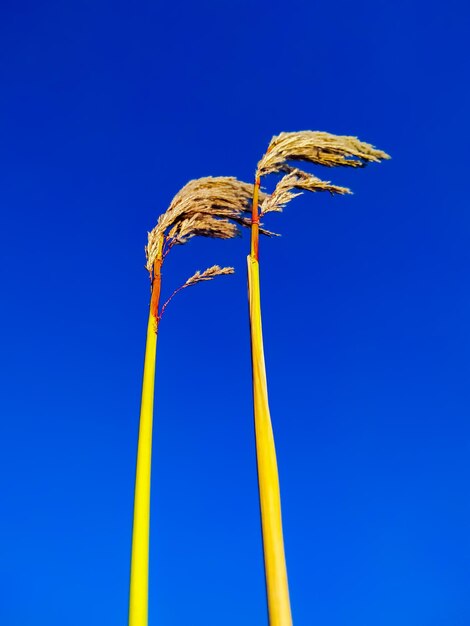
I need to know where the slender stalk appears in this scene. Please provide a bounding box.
[248,182,292,626]
[247,129,388,625]
[129,237,163,626]
[250,175,261,260]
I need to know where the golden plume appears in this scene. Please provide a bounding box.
[145,176,269,272]
[257,130,390,177]
[260,168,351,216]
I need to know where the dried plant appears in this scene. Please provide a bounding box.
[260,168,351,216]
[145,176,269,272]
[257,130,390,177]
[158,265,234,320]
[246,129,390,626]
[130,177,254,626]
[183,264,235,287]
[141,175,269,327]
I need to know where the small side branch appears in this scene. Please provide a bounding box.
[158,265,234,323]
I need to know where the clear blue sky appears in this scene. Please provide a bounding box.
[1,1,469,625]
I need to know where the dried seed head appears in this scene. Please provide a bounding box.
[257,130,390,177]
[168,213,238,245]
[158,265,235,320]
[260,168,351,215]
[146,176,266,271]
[184,265,235,288]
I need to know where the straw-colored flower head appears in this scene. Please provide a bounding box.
[157,264,235,321]
[145,176,268,272]
[260,168,352,216]
[257,130,391,177]
[183,265,235,287]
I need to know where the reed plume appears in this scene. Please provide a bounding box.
[129,177,257,626]
[260,168,351,216]
[257,130,390,176]
[248,130,389,626]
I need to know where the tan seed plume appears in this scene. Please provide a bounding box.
[244,127,389,626]
[184,265,235,287]
[257,130,391,177]
[145,176,268,272]
[158,265,235,320]
[260,168,352,216]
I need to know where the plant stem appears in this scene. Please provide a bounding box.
[248,179,292,626]
[150,243,163,327]
[129,237,163,626]
[250,175,261,261]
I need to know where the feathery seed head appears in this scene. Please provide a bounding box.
[260,168,352,216]
[257,130,390,177]
[146,176,266,271]
[157,265,235,320]
[184,265,235,288]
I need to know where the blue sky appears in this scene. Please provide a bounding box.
[0,1,469,624]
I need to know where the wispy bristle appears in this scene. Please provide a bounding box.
[260,169,351,215]
[257,130,390,176]
[184,265,235,287]
[158,265,235,320]
[168,213,238,245]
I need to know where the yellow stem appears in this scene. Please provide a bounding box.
[129,311,158,626]
[247,254,293,626]
[129,237,163,626]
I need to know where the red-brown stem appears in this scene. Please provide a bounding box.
[149,237,164,328]
[250,174,261,261]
